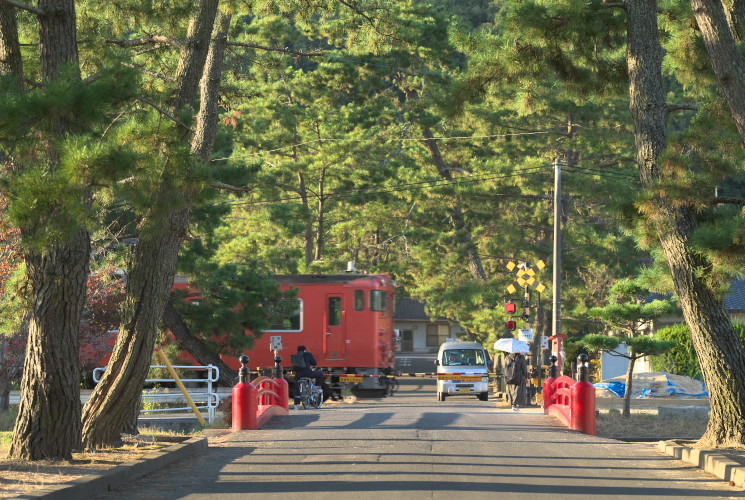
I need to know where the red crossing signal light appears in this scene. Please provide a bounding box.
[506,320,517,331]
[505,302,516,314]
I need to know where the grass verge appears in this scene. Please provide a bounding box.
[596,410,707,439]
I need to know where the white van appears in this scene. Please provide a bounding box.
[435,339,490,401]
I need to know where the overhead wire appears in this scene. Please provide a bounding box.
[212,130,554,162]
[227,165,553,207]
[563,165,639,182]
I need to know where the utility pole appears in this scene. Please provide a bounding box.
[552,159,563,358]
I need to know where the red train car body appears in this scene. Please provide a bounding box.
[226,274,397,393]
[171,273,397,395]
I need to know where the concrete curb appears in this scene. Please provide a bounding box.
[658,440,745,488]
[12,436,208,500]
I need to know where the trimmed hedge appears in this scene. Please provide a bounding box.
[651,322,745,380]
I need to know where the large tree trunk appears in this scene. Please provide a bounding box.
[162,301,237,386]
[0,3,23,79]
[7,0,90,461]
[692,0,745,142]
[421,126,488,282]
[11,239,90,459]
[626,0,745,447]
[82,0,222,448]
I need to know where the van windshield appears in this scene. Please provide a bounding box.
[442,349,486,366]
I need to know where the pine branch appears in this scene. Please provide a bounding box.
[135,97,192,132]
[122,62,174,82]
[710,196,745,206]
[106,35,184,49]
[227,41,324,58]
[335,0,403,42]
[667,103,700,113]
[0,0,45,16]
[209,182,253,193]
[601,2,627,8]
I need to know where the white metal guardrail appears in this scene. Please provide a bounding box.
[93,364,221,424]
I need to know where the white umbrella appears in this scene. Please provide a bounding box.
[494,338,530,353]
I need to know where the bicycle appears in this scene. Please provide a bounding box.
[296,377,323,409]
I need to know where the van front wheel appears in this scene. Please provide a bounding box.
[478,392,488,401]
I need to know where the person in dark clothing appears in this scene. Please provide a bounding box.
[505,352,530,411]
[292,345,327,408]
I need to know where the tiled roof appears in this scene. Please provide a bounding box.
[394,298,430,320]
[725,279,745,311]
[394,298,452,322]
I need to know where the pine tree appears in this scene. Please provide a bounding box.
[584,278,677,416]
[0,0,138,459]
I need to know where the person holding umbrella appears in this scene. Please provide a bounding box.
[495,338,531,411]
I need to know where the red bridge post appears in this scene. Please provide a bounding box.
[232,355,258,431]
[543,355,558,414]
[570,353,596,435]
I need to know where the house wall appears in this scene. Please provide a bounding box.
[393,321,466,353]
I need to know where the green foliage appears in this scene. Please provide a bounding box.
[582,332,676,358]
[0,265,28,337]
[173,257,293,354]
[651,322,745,379]
[0,407,18,431]
[587,277,678,335]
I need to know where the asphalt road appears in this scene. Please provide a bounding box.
[395,353,437,374]
[99,378,743,500]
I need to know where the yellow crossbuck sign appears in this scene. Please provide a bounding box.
[506,260,547,294]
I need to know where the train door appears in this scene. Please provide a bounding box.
[324,294,345,359]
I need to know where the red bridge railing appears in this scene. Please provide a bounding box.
[543,354,596,435]
[232,356,289,431]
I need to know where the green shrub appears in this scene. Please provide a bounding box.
[0,407,18,432]
[0,431,11,452]
[651,322,745,379]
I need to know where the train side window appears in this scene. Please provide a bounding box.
[329,297,342,325]
[266,299,303,332]
[354,290,365,311]
[370,290,385,312]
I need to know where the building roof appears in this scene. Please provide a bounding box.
[395,298,430,320]
[725,279,745,311]
[394,298,452,322]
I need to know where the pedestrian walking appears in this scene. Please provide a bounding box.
[503,352,529,411]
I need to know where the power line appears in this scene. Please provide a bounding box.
[212,130,554,162]
[564,165,638,182]
[321,55,450,77]
[227,165,552,207]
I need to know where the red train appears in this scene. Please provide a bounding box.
[231,273,397,396]
[172,273,397,394]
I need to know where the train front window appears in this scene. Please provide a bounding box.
[329,297,342,325]
[266,299,303,332]
[370,290,385,312]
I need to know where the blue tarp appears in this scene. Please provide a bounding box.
[593,381,626,398]
[593,374,708,399]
